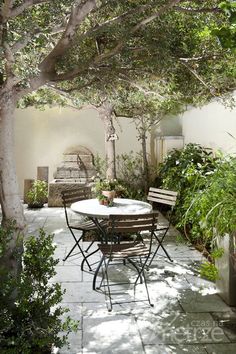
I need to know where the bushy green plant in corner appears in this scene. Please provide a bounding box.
[186,156,236,241]
[0,226,78,354]
[158,144,236,281]
[158,143,219,243]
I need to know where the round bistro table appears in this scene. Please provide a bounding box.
[70,197,152,219]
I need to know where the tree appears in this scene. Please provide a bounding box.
[212,0,236,49]
[113,79,185,191]
[0,0,235,276]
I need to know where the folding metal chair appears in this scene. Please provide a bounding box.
[61,187,100,270]
[93,212,158,311]
[147,187,177,265]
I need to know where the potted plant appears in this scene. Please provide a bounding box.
[27,180,48,208]
[93,179,128,201]
[93,179,117,203]
[98,194,109,206]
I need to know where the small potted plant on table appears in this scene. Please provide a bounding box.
[93,179,128,206]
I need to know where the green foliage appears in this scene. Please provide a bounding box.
[116,152,148,200]
[93,154,107,180]
[26,180,48,207]
[185,156,236,240]
[159,144,236,280]
[199,248,224,281]
[0,228,78,353]
[212,1,236,49]
[199,261,219,282]
[93,151,155,200]
[92,178,128,198]
[158,144,217,242]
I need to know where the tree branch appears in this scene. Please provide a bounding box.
[39,0,99,73]
[180,61,217,96]
[11,28,41,53]
[10,0,50,18]
[179,54,224,62]
[2,42,23,90]
[118,73,164,99]
[173,6,221,14]
[52,0,182,82]
[92,0,182,64]
[46,84,100,111]
[1,0,14,19]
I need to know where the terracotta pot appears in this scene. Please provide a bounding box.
[102,190,116,201]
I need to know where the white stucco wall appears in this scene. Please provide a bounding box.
[181,94,236,154]
[14,106,141,196]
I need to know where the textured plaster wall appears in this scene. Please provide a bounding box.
[181,94,236,154]
[14,106,141,196]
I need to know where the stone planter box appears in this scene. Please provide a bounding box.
[215,233,236,306]
[48,179,87,207]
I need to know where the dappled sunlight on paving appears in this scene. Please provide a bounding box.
[21,206,236,353]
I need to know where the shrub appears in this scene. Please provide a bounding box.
[27,180,48,207]
[0,227,78,353]
[158,143,219,244]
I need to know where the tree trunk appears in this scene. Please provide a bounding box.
[140,130,149,193]
[0,91,25,277]
[98,101,117,180]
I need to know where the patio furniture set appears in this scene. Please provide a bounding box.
[61,187,177,311]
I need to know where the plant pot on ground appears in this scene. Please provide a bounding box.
[26,180,48,208]
[215,233,236,307]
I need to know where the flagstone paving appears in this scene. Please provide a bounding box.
[23,206,236,353]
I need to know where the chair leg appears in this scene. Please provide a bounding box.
[85,239,95,253]
[103,258,112,312]
[63,231,83,262]
[63,242,78,262]
[127,258,143,283]
[139,256,153,307]
[148,230,173,267]
[65,229,93,271]
[81,247,100,272]
[92,256,104,290]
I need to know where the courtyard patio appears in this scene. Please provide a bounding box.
[24,205,236,354]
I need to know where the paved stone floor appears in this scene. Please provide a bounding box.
[24,206,236,354]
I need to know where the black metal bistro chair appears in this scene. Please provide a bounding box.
[93,212,158,311]
[147,187,178,266]
[61,187,100,270]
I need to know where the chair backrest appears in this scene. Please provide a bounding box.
[147,187,177,208]
[107,212,159,235]
[61,186,92,225]
[61,186,92,206]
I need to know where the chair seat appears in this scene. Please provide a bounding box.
[70,219,107,231]
[98,242,149,258]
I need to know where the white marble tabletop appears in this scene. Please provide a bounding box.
[71,198,152,219]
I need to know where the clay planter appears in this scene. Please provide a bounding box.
[215,233,236,306]
[102,190,116,201]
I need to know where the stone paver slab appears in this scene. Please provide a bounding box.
[137,312,229,345]
[57,330,82,354]
[144,344,208,354]
[83,305,143,354]
[205,343,236,353]
[180,290,231,313]
[53,265,82,282]
[61,282,105,303]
